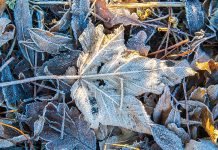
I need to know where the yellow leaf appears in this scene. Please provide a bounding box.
[196,60,218,74]
[201,107,218,144]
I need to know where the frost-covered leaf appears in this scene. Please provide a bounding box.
[95,0,140,28]
[165,109,181,127]
[39,103,96,150]
[189,87,207,102]
[153,86,172,123]
[126,31,150,56]
[180,100,218,144]
[50,9,71,32]
[37,51,80,76]
[0,134,30,148]
[21,28,74,54]
[210,9,218,31]
[1,65,26,109]
[108,8,139,27]
[14,0,35,65]
[185,139,217,150]
[71,0,90,40]
[33,116,45,140]
[185,0,205,33]
[70,22,196,133]
[167,123,190,143]
[25,101,48,129]
[0,18,15,47]
[207,84,218,100]
[151,124,183,150]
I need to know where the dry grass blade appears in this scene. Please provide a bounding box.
[0,122,34,149]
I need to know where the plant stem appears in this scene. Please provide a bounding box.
[29,1,185,8]
[29,1,69,5]
[108,2,185,9]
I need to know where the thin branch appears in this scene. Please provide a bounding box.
[119,78,124,110]
[183,79,191,135]
[108,2,185,9]
[0,57,15,72]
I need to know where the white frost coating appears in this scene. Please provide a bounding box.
[71,22,196,134]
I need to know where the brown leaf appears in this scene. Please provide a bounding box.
[95,0,140,28]
[0,18,15,47]
[39,103,96,150]
[126,31,150,56]
[0,0,6,15]
[153,86,172,123]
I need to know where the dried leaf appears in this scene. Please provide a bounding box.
[153,86,172,123]
[0,134,30,148]
[212,103,218,120]
[22,28,74,54]
[185,0,205,33]
[108,8,139,27]
[167,123,190,144]
[50,9,72,32]
[1,66,26,109]
[201,107,218,144]
[210,9,218,30]
[36,51,80,76]
[0,0,6,15]
[180,100,218,144]
[70,22,196,133]
[195,60,218,73]
[185,139,217,150]
[0,18,15,47]
[14,0,35,65]
[95,0,140,28]
[126,31,150,56]
[189,87,207,102]
[151,124,183,150]
[33,116,45,140]
[208,84,218,100]
[39,103,96,150]
[165,109,181,127]
[71,0,90,40]
[25,101,48,129]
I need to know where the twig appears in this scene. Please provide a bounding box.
[183,79,191,136]
[0,75,80,87]
[60,94,66,139]
[5,37,16,60]
[119,78,124,110]
[29,1,69,5]
[164,8,172,55]
[0,57,15,72]
[29,1,185,8]
[0,122,34,150]
[108,2,185,8]
[142,15,169,23]
[148,39,189,56]
[32,82,64,94]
